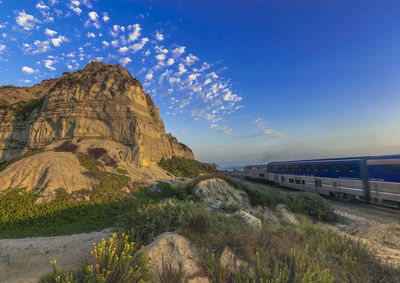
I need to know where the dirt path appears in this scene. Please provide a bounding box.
[0,229,113,283]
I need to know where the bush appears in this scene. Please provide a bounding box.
[157,181,195,200]
[121,200,195,245]
[14,97,45,121]
[220,202,241,213]
[287,192,334,222]
[248,186,288,209]
[39,232,154,282]
[158,157,217,178]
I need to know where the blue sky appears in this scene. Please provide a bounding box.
[0,0,399,167]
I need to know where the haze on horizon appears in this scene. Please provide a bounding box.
[0,0,399,167]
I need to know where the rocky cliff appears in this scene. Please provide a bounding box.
[0,61,194,195]
[0,61,193,163]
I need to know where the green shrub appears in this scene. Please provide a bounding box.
[220,202,241,213]
[157,181,195,200]
[158,157,217,178]
[14,96,45,121]
[182,206,211,238]
[0,187,140,238]
[121,200,195,245]
[287,192,334,222]
[253,248,334,283]
[248,187,288,209]
[39,232,154,282]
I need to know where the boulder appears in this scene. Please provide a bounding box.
[194,178,250,210]
[276,204,299,225]
[145,232,203,282]
[235,210,262,229]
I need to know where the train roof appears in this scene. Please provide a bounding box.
[267,154,400,165]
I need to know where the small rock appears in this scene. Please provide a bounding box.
[276,204,298,225]
[235,210,262,229]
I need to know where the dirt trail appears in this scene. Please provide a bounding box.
[0,229,113,283]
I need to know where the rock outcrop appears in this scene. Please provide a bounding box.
[0,62,194,195]
[194,178,298,225]
[0,61,193,163]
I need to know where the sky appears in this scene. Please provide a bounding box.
[0,0,399,167]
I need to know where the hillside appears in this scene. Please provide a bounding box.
[0,62,194,198]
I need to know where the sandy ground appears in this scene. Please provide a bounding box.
[0,229,113,283]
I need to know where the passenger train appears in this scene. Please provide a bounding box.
[244,155,400,208]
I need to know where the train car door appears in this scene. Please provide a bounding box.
[315,179,322,193]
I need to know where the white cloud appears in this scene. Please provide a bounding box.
[178,63,187,75]
[204,78,212,86]
[210,124,233,136]
[69,1,82,16]
[86,11,100,29]
[15,11,37,31]
[188,73,200,83]
[44,59,56,70]
[67,64,74,71]
[223,92,242,102]
[184,54,199,66]
[128,24,141,42]
[66,52,75,57]
[45,28,57,37]
[32,40,50,54]
[155,30,164,41]
[0,44,5,53]
[119,46,129,53]
[102,41,109,47]
[167,58,175,66]
[172,46,185,57]
[119,57,131,66]
[145,70,153,80]
[111,40,119,47]
[20,79,32,83]
[102,12,110,22]
[155,53,166,61]
[36,2,48,10]
[88,11,98,21]
[169,77,180,84]
[22,66,36,74]
[0,23,5,29]
[87,32,95,38]
[130,37,148,52]
[51,35,67,47]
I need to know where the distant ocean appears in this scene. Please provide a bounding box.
[220,166,244,171]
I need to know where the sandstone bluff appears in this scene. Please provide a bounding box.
[0,61,194,197]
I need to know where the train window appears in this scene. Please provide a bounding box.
[310,165,316,171]
[317,165,325,171]
[339,165,350,172]
[381,164,400,173]
[302,180,305,185]
[295,179,301,184]
[333,182,337,188]
[259,173,265,177]
[289,179,294,183]
[281,176,285,182]
[331,165,336,171]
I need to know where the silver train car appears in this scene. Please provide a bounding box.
[244,155,400,208]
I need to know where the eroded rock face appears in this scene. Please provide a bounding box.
[0,62,194,165]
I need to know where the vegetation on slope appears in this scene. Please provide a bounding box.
[14,96,45,121]
[158,156,217,178]
[1,172,398,282]
[42,199,400,282]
